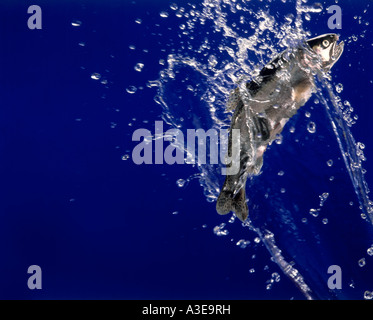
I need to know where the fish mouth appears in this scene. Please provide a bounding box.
[325,35,344,70]
[330,39,344,63]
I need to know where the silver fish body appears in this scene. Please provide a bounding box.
[216,34,344,222]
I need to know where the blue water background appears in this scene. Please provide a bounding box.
[0,0,372,299]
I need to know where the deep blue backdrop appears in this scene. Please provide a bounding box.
[0,0,372,299]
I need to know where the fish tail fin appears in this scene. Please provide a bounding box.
[216,186,248,222]
[216,189,234,216]
[232,187,249,222]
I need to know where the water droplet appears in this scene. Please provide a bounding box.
[272,272,281,282]
[236,239,250,249]
[358,258,366,267]
[249,268,255,274]
[307,121,316,134]
[364,291,373,300]
[367,246,373,256]
[134,63,145,72]
[305,111,311,118]
[280,188,286,194]
[319,192,329,207]
[322,218,328,225]
[129,45,136,50]
[309,208,320,217]
[310,2,323,13]
[327,159,334,167]
[160,11,169,18]
[126,86,137,94]
[170,3,178,11]
[135,18,142,24]
[228,214,236,224]
[278,171,285,176]
[336,83,344,93]
[172,211,179,215]
[71,20,82,27]
[275,134,283,145]
[208,55,218,68]
[91,73,101,80]
[122,154,130,161]
[176,179,186,188]
[254,237,261,244]
[213,223,229,236]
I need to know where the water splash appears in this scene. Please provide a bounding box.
[148,0,373,299]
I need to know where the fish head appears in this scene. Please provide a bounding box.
[307,33,344,71]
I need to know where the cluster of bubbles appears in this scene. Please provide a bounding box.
[213,222,229,236]
[266,272,281,290]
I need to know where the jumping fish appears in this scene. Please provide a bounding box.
[216,34,344,222]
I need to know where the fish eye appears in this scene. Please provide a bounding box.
[322,40,330,47]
